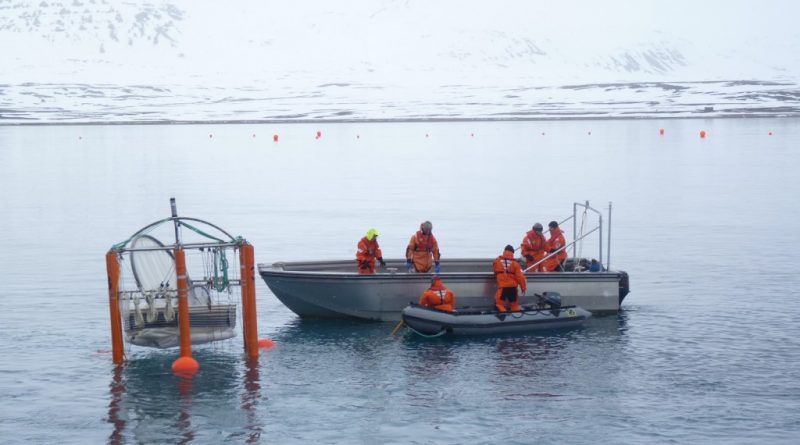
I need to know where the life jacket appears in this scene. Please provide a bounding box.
[412,231,436,252]
[420,284,454,311]
[548,228,567,257]
[493,252,526,291]
[523,230,547,252]
[357,237,379,257]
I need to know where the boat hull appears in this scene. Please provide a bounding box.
[259,259,629,321]
[401,304,591,336]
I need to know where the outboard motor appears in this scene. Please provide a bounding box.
[540,291,562,316]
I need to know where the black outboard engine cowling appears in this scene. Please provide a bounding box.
[540,292,562,316]
[542,292,562,308]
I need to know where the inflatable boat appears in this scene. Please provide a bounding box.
[401,292,591,336]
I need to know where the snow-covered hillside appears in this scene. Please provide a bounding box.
[1,0,799,123]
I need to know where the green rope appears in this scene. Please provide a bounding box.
[213,249,230,292]
[109,217,172,251]
[179,221,227,243]
[406,325,448,338]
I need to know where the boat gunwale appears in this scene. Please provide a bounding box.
[258,260,626,281]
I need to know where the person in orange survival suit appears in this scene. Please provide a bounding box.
[356,228,386,274]
[405,220,441,273]
[493,245,527,312]
[418,275,456,312]
[543,221,568,272]
[520,222,548,272]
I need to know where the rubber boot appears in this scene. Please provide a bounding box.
[494,289,506,312]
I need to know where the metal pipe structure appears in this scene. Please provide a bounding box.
[572,202,578,258]
[598,213,603,269]
[170,197,181,247]
[118,241,242,253]
[607,201,613,270]
[106,252,124,365]
[524,225,601,272]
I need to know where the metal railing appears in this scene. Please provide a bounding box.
[524,200,613,272]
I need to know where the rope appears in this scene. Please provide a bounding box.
[133,295,144,327]
[406,325,448,338]
[214,249,229,292]
[163,291,175,321]
[577,207,588,269]
[145,292,158,323]
[120,294,130,327]
[179,221,226,243]
[109,217,171,251]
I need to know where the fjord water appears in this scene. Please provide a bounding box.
[0,118,798,444]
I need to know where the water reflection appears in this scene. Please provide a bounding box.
[402,341,458,377]
[106,366,126,445]
[104,350,266,444]
[272,318,387,344]
[239,359,263,444]
[493,336,563,379]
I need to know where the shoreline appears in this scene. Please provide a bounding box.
[2,112,798,127]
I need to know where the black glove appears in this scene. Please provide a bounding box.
[378,257,386,267]
[525,255,534,261]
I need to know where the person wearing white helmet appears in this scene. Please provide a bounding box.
[356,228,385,274]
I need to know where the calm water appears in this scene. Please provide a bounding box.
[1,118,799,444]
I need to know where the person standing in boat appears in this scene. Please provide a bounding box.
[418,275,455,312]
[543,221,568,272]
[493,245,527,312]
[356,228,386,274]
[520,222,548,272]
[405,221,441,273]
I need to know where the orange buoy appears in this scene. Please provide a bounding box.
[700,130,706,139]
[105,252,124,365]
[659,128,665,136]
[172,356,200,377]
[258,338,275,349]
[273,134,279,142]
[239,243,259,360]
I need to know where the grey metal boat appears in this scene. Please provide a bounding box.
[259,202,629,322]
[401,293,591,336]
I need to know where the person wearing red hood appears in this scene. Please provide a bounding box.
[356,228,385,274]
[543,221,568,272]
[418,275,456,312]
[520,222,547,272]
[405,220,441,273]
[493,245,527,312]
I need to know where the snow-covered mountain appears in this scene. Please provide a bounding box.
[1,0,799,122]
